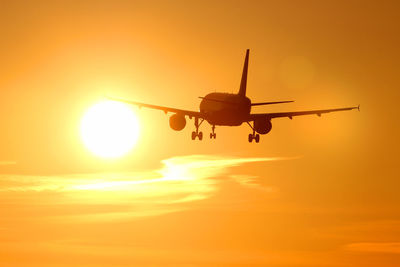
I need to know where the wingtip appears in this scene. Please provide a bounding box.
[358,104,360,111]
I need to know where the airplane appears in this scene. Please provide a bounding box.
[111,49,359,143]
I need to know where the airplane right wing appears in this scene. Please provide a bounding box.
[248,105,359,121]
[108,97,206,119]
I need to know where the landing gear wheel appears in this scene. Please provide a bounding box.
[248,133,253,143]
[191,118,204,141]
[255,134,260,143]
[209,125,216,140]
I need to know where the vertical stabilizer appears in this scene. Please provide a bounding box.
[238,49,249,97]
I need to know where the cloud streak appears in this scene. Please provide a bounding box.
[0,161,16,165]
[344,242,400,254]
[0,155,287,220]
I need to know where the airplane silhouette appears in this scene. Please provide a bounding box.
[111,49,359,143]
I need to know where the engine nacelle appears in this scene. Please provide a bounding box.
[169,114,186,131]
[254,118,272,134]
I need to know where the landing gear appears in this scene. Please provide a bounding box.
[247,133,259,143]
[210,125,216,139]
[191,117,204,140]
[192,131,203,140]
[246,121,260,143]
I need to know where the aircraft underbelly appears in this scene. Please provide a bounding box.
[204,110,246,126]
[199,94,251,126]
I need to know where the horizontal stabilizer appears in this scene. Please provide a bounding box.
[251,100,294,106]
[198,96,236,105]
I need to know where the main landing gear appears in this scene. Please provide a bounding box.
[248,133,260,143]
[246,121,260,143]
[191,117,204,140]
[191,119,216,141]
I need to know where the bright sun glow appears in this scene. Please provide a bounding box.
[81,100,140,158]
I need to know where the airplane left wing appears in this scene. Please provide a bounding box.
[248,105,359,121]
[108,97,205,119]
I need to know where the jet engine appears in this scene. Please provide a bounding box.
[254,118,272,134]
[169,114,186,131]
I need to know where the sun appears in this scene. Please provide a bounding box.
[80,100,140,158]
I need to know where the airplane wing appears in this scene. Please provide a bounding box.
[108,97,205,119]
[248,105,359,120]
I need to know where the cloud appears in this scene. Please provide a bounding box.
[315,220,400,241]
[229,174,278,192]
[0,161,16,165]
[344,242,400,254]
[0,154,286,221]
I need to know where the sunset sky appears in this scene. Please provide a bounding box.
[0,1,399,266]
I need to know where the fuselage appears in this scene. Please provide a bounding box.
[199,92,251,126]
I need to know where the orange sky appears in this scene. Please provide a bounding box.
[0,1,399,266]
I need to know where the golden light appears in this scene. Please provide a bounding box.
[80,100,140,158]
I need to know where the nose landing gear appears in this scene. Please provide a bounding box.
[210,125,216,139]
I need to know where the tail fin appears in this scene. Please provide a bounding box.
[238,49,249,97]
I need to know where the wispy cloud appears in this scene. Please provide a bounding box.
[0,155,287,220]
[344,242,400,254]
[0,161,16,165]
[229,174,278,192]
[314,220,400,241]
